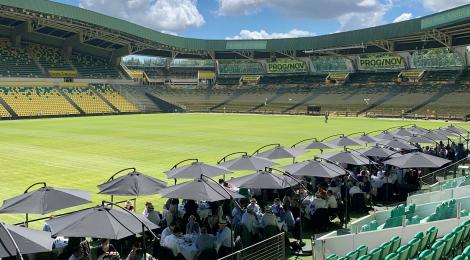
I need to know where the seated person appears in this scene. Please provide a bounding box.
[160,222,176,246]
[186,215,200,235]
[349,182,363,196]
[126,242,153,260]
[68,246,81,260]
[197,227,216,251]
[241,208,260,235]
[271,198,286,222]
[145,203,161,226]
[247,198,261,215]
[97,239,119,260]
[309,192,327,216]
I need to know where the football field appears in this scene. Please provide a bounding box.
[0,113,469,228]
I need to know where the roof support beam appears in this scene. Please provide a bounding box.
[110,45,131,66]
[370,40,394,53]
[426,29,453,48]
[10,21,31,47]
[63,33,83,59]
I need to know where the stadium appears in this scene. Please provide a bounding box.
[0,0,470,260]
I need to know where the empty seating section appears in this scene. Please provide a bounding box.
[0,103,10,117]
[71,53,121,79]
[92,84,139,112]
[61,87,113,114]
[329,219,470,260]
[424,70,459,82]
[29,45,73,71]
[0,41,42,78]
[0,86,78,116]
[218,61,263,75]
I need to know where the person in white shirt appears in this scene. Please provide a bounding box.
[241,209,259,234]
[145,203,161,226]
[162,234,179,256]
[326,190,338,209]
[309,193,327,216]
[260,207,278,228]
[349,183,363,196]
[160,223,175,246]
[216,219,232,257]
[247,198,260,215]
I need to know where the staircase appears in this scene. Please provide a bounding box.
[145,92,185,112]
[357,90,401,115]
[0,97,17,117]
[56,87,85,115]
[114,85,162,112]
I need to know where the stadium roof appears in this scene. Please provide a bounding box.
[0,0,470,59]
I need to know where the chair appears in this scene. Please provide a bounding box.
[463,245,470,257]
[418,249,435,260]
[326,255,338,260]
[443,233,456,258]
[408,237,422,259]
[345,250,359,260]
[380,241,393,258]
[419,231,431,252]
[395,245,410,260]
[391,236,401,252]
[356,245,368,257]
[384,252,399,260]
[454,226,466,251]
[427,226,439,245]
[368,247,382,260]
[431,240,446,260]
[454,256,469,260]
[357,255,371,260]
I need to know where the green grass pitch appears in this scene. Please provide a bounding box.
[0,113,468,230]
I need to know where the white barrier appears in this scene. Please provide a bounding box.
[407,185,470,205]
[314,217,470,259]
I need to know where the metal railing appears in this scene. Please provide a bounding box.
[419,156,470,187]
[218,232,285,260]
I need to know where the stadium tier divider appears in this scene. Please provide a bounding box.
[408,178,470,205]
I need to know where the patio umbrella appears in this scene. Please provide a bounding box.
[159,177,245,201]
[98,170,167,196]
[436,128,459,137]
[391,128,415,137]
[378,138,417,150]
[354,134,383,144]
[375,132,397,140]
[0,184,91,214]
[282,160,348,178]
[257,146,305,159]
[47,204,158,239]
[383,152,451,168]
[317,150,373,166]
[165,162,231,179]
[408,125,429,134]
[445,125,469,135]
[227,170,298,189]
[0,222,54,258]
[403,135,436,144]
[299,140,335,150]
[218,155,277,171]
[327,136,363,147]
[356,146,401,158]
[423,130,449,141]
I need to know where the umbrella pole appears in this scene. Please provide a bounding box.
[142,223,146,252]
[0,223,24,260]
[25,213,28,228]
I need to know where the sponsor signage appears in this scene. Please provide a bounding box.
[48,69,78,78]
[359,56,404,70]
[267,61,307,74]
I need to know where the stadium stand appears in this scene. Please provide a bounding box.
[0,102,10,118]
[0,86,79,117]
[71,53,122,79]
[0,41,42,78]
[91,84,139,112]
[60,86,114,114]
[29,44,73,71]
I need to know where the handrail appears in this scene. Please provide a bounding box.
[419,155,469,185]
[218,232,285,260]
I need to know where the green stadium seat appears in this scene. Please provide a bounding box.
[380,241,393,259]
[395,245,410,260]
[368,247,382,260]
[431,240,446,260]
[391,236,401,252]
[356,245,368,257]
[408,237,422,259]
[454,256,469,260]
[427,226,438,245]
[418,249,434,260]
[384,252,399,260]
[443,233,456,257]
[326,254,338,260]
[357,255,371,260]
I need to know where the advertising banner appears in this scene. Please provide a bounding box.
[48,70,78,78]
[359,56,404,70]
[267,61,307,74]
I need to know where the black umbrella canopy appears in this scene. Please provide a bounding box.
[98,171,167,196]
[378,138,417,150]
[159,177,245,202]
[282,160,348,178]
[227,170,298,189]
[317,151,373,166]
[422,130,449,141]
[445,125,469,135]
[391,128,415,137]
[403,135,436,144]
[0,186,91,214]
[328,136,364,147]
[299,140,335,150]
[165,162,232,179]
[436,128,460,137]
[356,146,401,158]
[218,155,278,171]
[375,132,397,140]
[0,222,54,258]
[257,146,306,159]
[383,152,451,168]
[354,134,384,144]
[408,125,429,134]
[47,205,158,240]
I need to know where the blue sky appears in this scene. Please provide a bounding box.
[52,0,470,39]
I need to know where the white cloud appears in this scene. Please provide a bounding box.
[393,12,413,23]
[217,0,390,31]
[225,29,315,39]
[419,0,470,12]
[79,0,204,34]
